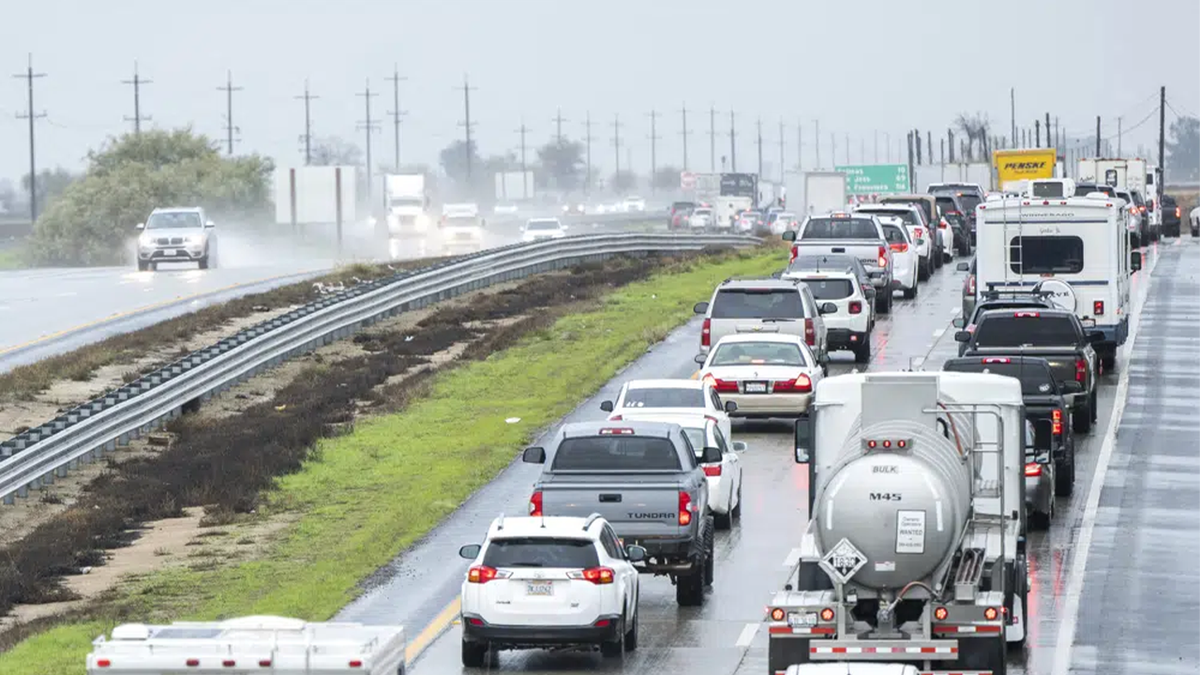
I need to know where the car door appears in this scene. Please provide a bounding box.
[799,285,828,359]
[707,386,733,440]
[600,526,637,615]
[711,424,739,509]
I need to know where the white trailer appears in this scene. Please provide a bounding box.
[802,172,849,215]
[86,615,406,675]
[768,371,1027,675]
[275,166,358,225]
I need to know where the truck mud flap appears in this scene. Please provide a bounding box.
[767,634,810,673]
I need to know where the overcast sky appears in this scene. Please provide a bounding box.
[3,0,1198,182]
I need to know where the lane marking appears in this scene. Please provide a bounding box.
[1051,248,1161,675]
[735,622,759,648]
[782,547,802,568]
[932,327,945,339]
[406,596,461,664]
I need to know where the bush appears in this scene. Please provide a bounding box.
[29,128,273,266]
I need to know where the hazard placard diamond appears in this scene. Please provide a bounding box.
[819,537,867,585]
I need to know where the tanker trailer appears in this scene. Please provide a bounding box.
[767,371,1028,675]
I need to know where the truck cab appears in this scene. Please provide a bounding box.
[439,203,485,254]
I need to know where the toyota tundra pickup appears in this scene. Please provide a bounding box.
[522,420,716,607]
[782,212,894,315]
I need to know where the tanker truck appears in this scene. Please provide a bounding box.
[767,371,1028,675]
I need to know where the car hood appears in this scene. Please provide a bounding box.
[703,364,811,381]
[142,228,206,239]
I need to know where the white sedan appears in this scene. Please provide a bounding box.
[521,218,567,242]
[599,379,735,442]
[695,333,824,418]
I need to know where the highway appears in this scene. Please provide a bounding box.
[331,236,1197,675]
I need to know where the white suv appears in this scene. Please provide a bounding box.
[457,515,644,666]
[783,269,873,363]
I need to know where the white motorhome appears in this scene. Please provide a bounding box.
[974,195,1139,371]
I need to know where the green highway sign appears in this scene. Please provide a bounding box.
[834,164,910,195]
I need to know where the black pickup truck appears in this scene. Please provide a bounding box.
[955,308,1101,433]
[943,355,1076,497]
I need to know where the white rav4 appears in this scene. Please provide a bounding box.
[784,270,875,363]
[457,515,644,666]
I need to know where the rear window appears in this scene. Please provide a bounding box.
[935,197,958,214]
[943,360,1059,395]
[958,194,982,213]
[1129,191,1145,207]
[884,199,932,223]
[681,427,709,454]
[1075,185,1115,197]
[710,340,808,366]
[970,301,1050,325]
[865,209,918,226]
[551,437,682,471]
[789,254,855,272]
[483,538,600,569]
[880,224,907,245]
[802,278,854,300]
[801,217,879,239]
[1009,236,1084,274]
[621,387,704,409]
[972,316,1079,348]
[711,288,806,319]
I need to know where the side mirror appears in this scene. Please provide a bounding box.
[135,222,145,230]
[694,353,707,365]
[794,414,814,463]
[732,441,748,452]
[693,301,709,314]
[625,544,647,562]
[954,330,971,343]
[952,317,965,328]
[1062,380,1084,394]
[205,220,215,228]
[956,261,970,272]
[1130,251,1142,272]
[458,544,481,560]
[724,400,738,413]
[781,230,797,241]
[522,447,546,464]
[819,302,837,315]
[701,446,722,464]
[600,400,614,413]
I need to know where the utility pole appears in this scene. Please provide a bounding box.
[680,104,690,171]
[796,120,803,171]
[1117,117,1122,156]
[295,80,318,165]
[515,120,530,198]
[1055,117,1060,155]
[647,109,660,192]
[612,113,623,178]
[709,105,717,172]
[1095,116,1101,156]
[553,107,568,144]
[122,61,152,134]
[778,119,785,182]
[914,128,922,164]
[815,120,821,168]
[13,54,46,223]
[583,112,593,193]
[1010,88,1016,148]
[927,132,932,164]
[1035,119,1041,148]
[1045,112,1051,150]
[885,132,890,162]
[217,70,242,155]
[844,133,849,165]
[729,110,737,172]
[1157,86,1166,202]
[356,79,381,202]
[755,117,764,177]
[386,65,407,170]
[457,74,477,180]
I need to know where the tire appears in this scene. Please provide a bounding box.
[1029,503,1051,531]
[703,524,715,587]
[624,609,638,652]
[1055,441,1076,498]
[1073,397,1093,434]
[676,567,704,606]
[918,258,931,281]
[902,282,917,300]
[600,616,625,657]
[198,254,210,270]
[934,246,944,268]
[959,634,1007,674]
[137,259,149,271]
[853,339,871,363]
[461,639,486,668]
[875,292,892,316]
[1100,354,1115,373]
[731,483,742,520]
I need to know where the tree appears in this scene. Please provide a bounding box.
[610,170,637,194]
[1166,116,1199,181]
[652,165,682,191]
[536,139,585,191]
[28,128,273,266]
[954,112,991,163]
[21,167,80,214]
[439,140,482,187]
[310,136,363,167]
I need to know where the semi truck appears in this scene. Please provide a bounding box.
[383,173,434,236]
[767,371,1028,675]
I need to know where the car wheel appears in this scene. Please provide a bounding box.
[1029,506,1051,531]
[902,282,917,300]
[137,259,149,272]
[731,483,742,519]
[854,339,871,363]
[875,293,891,315]
[713,509,732,531]
[1100,355,1116,373]
[624,608,639,652]
[675,565,705,606]
[1073,399,1093,434]
[461,639,487,668]
[918,260,930,282]
[1055,446,1075,498]
[198,253,210,270]
[703,522,715,586]
[600,616,625,657]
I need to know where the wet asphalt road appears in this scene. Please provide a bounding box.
[334,235,1197,675]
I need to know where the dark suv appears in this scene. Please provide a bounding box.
[1161,194,1182,237]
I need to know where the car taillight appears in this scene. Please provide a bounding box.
[914,227,924,239]
[849,301,862,314]
[569,566,615,584]
[711,378,738,393]
[96,660,111,668]
[678,491,693,526]
[1052,409,1063,435]
[1014,311,1040,318]
[1138,205,1146,213]
[938,218,948,230]
[1075,359,1086,383]
[528,490,543,516]
[789,245,798,263]
[468,565,510,584]
[1024,463,1042,477]
[967,274,976,295]
[1177,207,1182,218]
[1093,300,1104,316]
[889,242,908,253]
[877,245,888,268]
[773,374,813,393]
[804,318,815,346]
[701,317,711,347]
[608,414,623,421]
[703,464,722,477]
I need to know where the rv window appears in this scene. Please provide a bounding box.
[1031,183,1064,198]
[1009,236,1084,275]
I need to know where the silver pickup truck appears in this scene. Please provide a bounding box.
[782,212,895,315]
[522,420,717,606]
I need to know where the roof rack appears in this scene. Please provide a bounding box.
[980,287,1056,301]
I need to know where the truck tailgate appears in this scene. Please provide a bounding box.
[970,348,1080,386]
[793,240,880,266]
[539,475,685,539]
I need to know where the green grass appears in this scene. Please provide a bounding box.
[0,247,782,674]
[0,246,27,270]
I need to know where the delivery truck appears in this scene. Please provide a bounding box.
[992,148,1059,192]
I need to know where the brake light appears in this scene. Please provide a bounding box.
[568,566,615,584]
[467,565,510,584]
[889,242,908,253]
[982,357,1010,364]
[1052,409,1063,435]
[877,245,888,268]
[528,491,543,516]
[1093,300,1104,316]
[804,318,815,346]
[967,274,976,295]
[609,414,623,421]
[349,661,363,668]
[1177,207,1182,218]
[773,374,813,393]
[1025,463,1042,477]
[223,661,237,668]
[97,660,111,668]
[1139,205,1146,213]
[849,301,862,314]
[703,464,723,477]
[938,218,948,230]
[914,227,924,238]
[711,378,738,393]
[1075,359,1086,383]
[866,439,908,449]
[187,660,200,667]
[678,491,693,526]
[599,428,635,435]
[1014,311,1040,318]
[701,318,711,347]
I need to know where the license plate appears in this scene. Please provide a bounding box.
[526,582,553,596]
[1081,318,1096,328]
[745,382,767,393]
[788,611,817,627]
[170,249,184,256]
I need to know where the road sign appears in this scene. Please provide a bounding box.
[834,164,910,195]
[819,537,867,585]
[681,171,696,190]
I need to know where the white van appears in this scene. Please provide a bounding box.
[975,195,1141,372]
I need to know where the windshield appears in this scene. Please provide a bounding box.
[943,360,1059,395]
[801,277,854,300]
[1009,236,1084,274]
[711,288,806,319]
[694,209,712,216]
[620,387,704,409]
[881,224,907,245]
[146,212,202,229]
[527,220,560,231]
[551,436,681,471]
[671,201,695,211]
[710,340,807,366]
[801,217,878,239]
[972,315,1079,348]
[482,538,599,569]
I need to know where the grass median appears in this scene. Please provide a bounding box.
[0,246,782,674]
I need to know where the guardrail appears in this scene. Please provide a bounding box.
[0,232,761,504]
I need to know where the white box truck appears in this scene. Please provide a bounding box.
[802,172,848,215]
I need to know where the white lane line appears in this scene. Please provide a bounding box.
[735,622,760,648]
[932,327,946,339]
[782,547,802,568]
[949,305,961,316]
[1052,249,1160,675]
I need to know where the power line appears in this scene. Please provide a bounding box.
[294,80,319,165]
[121,61,152,134]
[456,74,478,180]
[386,65,408,170]
[647,109,661,192]
[216,70,242,155]
[13,53,46,223]
[356,79,381,201]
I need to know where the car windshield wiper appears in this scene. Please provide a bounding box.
[760,317,797,323]
[507,562,546,567]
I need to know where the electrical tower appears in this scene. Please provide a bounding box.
[457,75,478,180]
[386,65,407,170]
[122,61,152,133]
[552,108,568,144]
[647,110,660,192]
[357,79,381,202]
[13,53,46,222]
[217,70,242,155]
[295,81,319,165]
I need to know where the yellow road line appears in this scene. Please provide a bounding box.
[406,596,461,663]
[690,370,700,379]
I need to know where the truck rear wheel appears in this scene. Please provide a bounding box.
[675,566,705,606]
[1073,398,1093,434]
